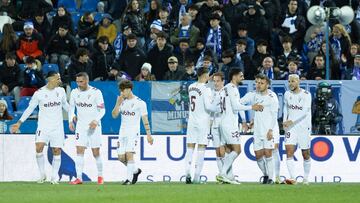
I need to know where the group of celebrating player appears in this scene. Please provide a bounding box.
[10,66,311,185]
[185,67,312,185]
[11,71,153,185]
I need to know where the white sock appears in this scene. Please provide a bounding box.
[184,147,194,177]
[266,157,274,180]
[36,152,45,178]
[127,160,135,181]
[273,148,280,178]
[76,154,84,180]
[257,157,267,176]
[95,156,103,177]
[52,155,61,181]
[193,148,205,183]
[216,157,223,174]
[221,151,238,177]
[303,158,311,180]
[286,157,295,179]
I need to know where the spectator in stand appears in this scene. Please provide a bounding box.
[170,12,200,49]
[174,38,195,69]
[47,24,77,78]
[33,12,51,44]
[169,0,190,27]
[258,56,280,80]
[68,48,93,82]
[122,0,146,48]
[0,99,13,120]
[317,41,341,80]
[340,43,359,79]
[223,0,248,39]
[182,60,197,81]
[114,33,146,80]
[279,59,304,80]
[158,6,172,38]
[199,0,218,26]
[348,54,360,80]
[20,56,45,96]
[279,0,306,52]
[252,39,272,71]
[220,49,243,82]
[234,24,255,58]
[147,32,174,80]
[147,19,163,51]
[241,2,269,43]
[307,54,326,80]
[258,0,282,33]
[135,62,156,81]
[78,12,99,49]
[145,0,161,30]
[97,14,117,44]
[91,36,116,81]
[16,21,45,63]
[0,23,17,62]
[188,4,207,38]
[163,56,185,80]
[305,26,325,65]
[0,0,16,19]
[0,53,21,103]
[236,39,256,80]
[17,0,52,20]
[276,36,302,75]
[50,6,74,35]
[200,55,217,76]
[330,24,352,61]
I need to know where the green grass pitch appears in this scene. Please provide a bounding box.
[0,182,359,203]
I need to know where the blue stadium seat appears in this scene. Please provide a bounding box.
[0,96,14,113]
[94,12,106,22]
[16,96,32,112]
[16,31,23,37]
[71,12,82,31]
[19,64,26,72]
[58,0,77,12]
[42,64,59,76]
[79,0,99,13]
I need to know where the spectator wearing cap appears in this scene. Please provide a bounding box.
[234,23,255,58]
[91,36,117,81]
[135,62,156,81]
[33,11,51,44]
[279,0,306,52]
[205,13,231,60]
[20,56,45,96]
[252,39,273,70]
[258,56,280,80]
[181,60,197,81]
[50,6,74,36]
[188,4,207,38]
[97,14,117,44]
[0,53,21,103]
[113,33,146,80]
[241,2,269,43]
[147,19,163,51]
[122,0,146,47]
[16,21,45,63]
[276,36,302,75]
[47,24,77,78]
[163,56,185,80]
[169,0,190,27]
[0,99,13,121]
[68,48,93,82]
[78,12,98,48]
[147,32,174,80]
[223,0,248,39]
[170,12,200,48]
[220,49,243,82]
[235,39,256,80]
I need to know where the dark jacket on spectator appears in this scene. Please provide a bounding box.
[307,66,326,80]
[0,63,22,91]
[33,16,52,43]
[242,6,270,42]
[114,46,147,80]
[78,17,98,39]
[147,44,174,80]
[50,13,74,35]
[123,10,146,37]
[163,68,185,81]
[47,32,77,56]
[22,67,45,88]
[181,72,197,81]
[91,43,116,80]
[223,1,248,38]
[68,57,94,81]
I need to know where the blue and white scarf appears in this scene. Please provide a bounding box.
[113,32,123,60]
[206,26,222,59]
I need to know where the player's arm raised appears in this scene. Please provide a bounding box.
[11,92,39,133]
[112,95,125,118]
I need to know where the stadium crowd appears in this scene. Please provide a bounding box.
[0,0,360,116]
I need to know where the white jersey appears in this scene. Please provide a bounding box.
[210,88,222,127]
[283,88,312,132]
[188,82,218,127]
[219,83,252,126]
[240,90,279,138]
[20,86,68,131]
[69,86,105,130]
[119,96,147,137]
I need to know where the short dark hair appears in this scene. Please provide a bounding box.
[97,35,109,44]
[255,73,271,85]
[257,39,268,47]
[203,55,212,62]
[25,56,35,64]
[315,54,325,60]
[213,71,224,81]
[222,49,234,58]
[229,68,242,81]
[119,80,133,91]
[75,48,89,59]
[127,33,137,40]
[76,72,89,79]
[5,53,16,60]
[58,24,69,30]
[156,31,168,39]
[197,67,209,77]
[236,39,247,46]
[46,71,58,78]
[282,36,293,44]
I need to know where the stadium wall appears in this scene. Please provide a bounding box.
[0,135,359,182]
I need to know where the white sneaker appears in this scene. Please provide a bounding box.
[302,179,309,185]
[50,180,59,185]
[229,179,241,185]
[37,176,46,184]
[219,175,233,184]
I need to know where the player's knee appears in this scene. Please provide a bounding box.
[302,151,310,160]
[118,155,127,165]
[52,148,61,155]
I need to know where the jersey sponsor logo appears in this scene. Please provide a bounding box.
[76,102,93,107]
[288,104,303,110]
[44,101,61,107]
[121,110,136,116]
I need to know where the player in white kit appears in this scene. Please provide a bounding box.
[68,72,105,185]
[184,67,221,184]
[11,72,69,184]
[283,74,312,185]
[240,74,279,184]
[217,69,263,184]
[112,80,154,185]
